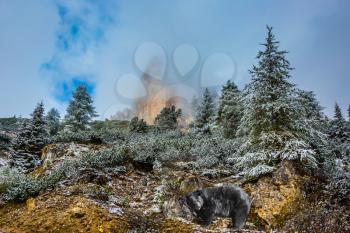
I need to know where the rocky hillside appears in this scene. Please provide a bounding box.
[1,142,349,233]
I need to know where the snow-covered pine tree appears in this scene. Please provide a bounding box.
[331,103,346,140]
[154,105,181,131]
[329,103,350,159]
[12,103,47,172]
[297,90,323,120]
[13,120,31,152]
[348,105,350,122]
[28,102,48,153]
[296,90,330,161]
[14,102,48,154]
[194,88,215,133]
[235,26,319,180]
[63,85,97,132]
[46,108,61,136]
[216,80,242,138]
[334,103,344,122]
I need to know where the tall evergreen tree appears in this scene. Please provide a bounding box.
[11,113,43,172]
[330,103,347,141]
[329,103,350,159]
[63,85,97,132]
[235,26,319,179]
[14,102,48,154]
[216,80,242,138]
[334,103,344,122]
[46,108,61,136]
[154,105,181,131]
[194,88,215,133]
[14,120,32,152]
[30,102,48,152]
[297,90,323,120]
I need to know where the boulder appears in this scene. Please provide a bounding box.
[26,198,36,211]
[77,168,111,185]
[163,197,193,220]
[179,176,204,194]
[0,147,11,167]
[41,143,104,169]
[244,161,304,227]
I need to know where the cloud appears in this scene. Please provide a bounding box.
[1,0,349,118]
[0,0,61,117]
[41,0,118,107]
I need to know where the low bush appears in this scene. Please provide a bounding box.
[0,145,127,203]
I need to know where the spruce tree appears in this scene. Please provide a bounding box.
[46,108,61,136]
[348,105,350,122]
[15,102,48,153]
[297,90,323,120]
[63,85,97,132]
[334,103,344,122]
[235,26,319,179]
[154,105,181,131]
[329,103,350,159]
[330,103,346,141]
[14,102,48,161]
[217,80,242,138]
[14,120,32,152]
[194,88,214,133]
[29,102,48,153]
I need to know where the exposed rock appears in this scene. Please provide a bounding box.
[0,157,8,167]
[41,143,105,169]
[0,148,11,168]
[70,207,85,218]
[163,197,193,220]
[78,168,111,185]
[179,175,204,194]
[103,166,127,176]
[0,195,130,233]
[108,206,123,216]
[245,161,304,227]
[26,198,36,211]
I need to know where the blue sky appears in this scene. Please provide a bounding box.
[0,0,349,118]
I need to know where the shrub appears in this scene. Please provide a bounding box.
[0,167,40,202]
[0,145,128,203]
[129,117,148,133]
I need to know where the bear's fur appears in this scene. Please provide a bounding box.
[180,185,251,229]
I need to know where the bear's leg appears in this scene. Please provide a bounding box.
[201,211,215,226]
[196,206,215,226]
[230,209,247,230]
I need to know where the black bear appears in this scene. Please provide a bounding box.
[180,185,251,229]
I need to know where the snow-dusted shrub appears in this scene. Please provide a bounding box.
[78,145,127,169]
[97,128,128,144]
[1,145,128,203]
[234,133,319,179]
[0,167,40,202]
[55,129,97,143]
[9,152,41,173]
[129,117,148,133]
[55,127,128,145]
[244,164,275,181]
[189,137,223,169]
[0,133,11,150]
[326,160,350,205]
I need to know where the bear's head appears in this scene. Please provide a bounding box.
[180,190,204,218]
